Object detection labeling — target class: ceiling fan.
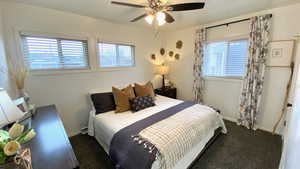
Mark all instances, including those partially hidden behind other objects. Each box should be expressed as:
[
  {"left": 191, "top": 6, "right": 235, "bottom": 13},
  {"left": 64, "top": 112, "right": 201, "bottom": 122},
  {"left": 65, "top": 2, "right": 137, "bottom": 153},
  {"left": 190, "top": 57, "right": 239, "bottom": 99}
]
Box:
[{"left": 111, "top": 0, "right": 205, "bottom": 26}]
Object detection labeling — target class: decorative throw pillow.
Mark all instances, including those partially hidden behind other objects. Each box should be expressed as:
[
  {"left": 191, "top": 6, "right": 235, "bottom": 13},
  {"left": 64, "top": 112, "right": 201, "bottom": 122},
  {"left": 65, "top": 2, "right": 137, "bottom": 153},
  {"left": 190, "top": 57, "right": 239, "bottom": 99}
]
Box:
[
  {"left": 112, "top": 85, "right": 136, "bottom": 113},
  {"left": 134, "top": 82, "right": 155, "bottom": 98},
  {"left": 130, "top": 95, "right": 155, "bottom": 112},
  {"left": 90, "top": 92, "right": 116, "bottom": 114}
]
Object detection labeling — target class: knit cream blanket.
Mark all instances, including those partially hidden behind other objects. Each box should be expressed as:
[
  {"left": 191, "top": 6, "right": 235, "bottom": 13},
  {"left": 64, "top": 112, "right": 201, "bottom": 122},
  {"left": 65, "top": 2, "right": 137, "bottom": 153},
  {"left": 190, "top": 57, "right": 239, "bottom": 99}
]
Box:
[{"left": 139, "top": 104, "right": 227, "bottom": 169}]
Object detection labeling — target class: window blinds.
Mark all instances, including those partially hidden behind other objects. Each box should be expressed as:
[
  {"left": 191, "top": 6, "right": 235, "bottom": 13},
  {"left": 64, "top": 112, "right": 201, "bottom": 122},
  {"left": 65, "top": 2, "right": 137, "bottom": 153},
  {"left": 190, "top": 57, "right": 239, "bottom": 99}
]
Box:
[
  {"left": 203, "top": 39, "right": 248, "bottom": 77},
  {"left": 225, "top": 40, "right": 248, "bottom": 76},
  {"left": 21, "top": 35, "right": 89, "bottom": 70},
  {"left": 98, "top": 43, "right": 135, "bottom": 68}
]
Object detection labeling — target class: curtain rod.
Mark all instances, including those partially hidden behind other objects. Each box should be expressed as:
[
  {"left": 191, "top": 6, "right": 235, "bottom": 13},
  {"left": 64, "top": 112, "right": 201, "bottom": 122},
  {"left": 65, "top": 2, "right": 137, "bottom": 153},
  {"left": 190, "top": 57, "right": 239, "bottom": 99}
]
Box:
[{"left": 205, "top": 14, "right": 273, "bottom": 30}]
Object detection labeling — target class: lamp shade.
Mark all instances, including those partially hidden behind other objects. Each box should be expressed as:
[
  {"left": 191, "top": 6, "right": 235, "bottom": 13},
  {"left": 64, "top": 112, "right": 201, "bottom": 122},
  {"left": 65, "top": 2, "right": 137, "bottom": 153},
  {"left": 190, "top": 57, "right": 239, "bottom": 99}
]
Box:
[
  {"left": 0, "top": 89, "right": 24, "bottom": 126},
  {"left": 156, "top": 65, "right": 170, "bottom": 75}
]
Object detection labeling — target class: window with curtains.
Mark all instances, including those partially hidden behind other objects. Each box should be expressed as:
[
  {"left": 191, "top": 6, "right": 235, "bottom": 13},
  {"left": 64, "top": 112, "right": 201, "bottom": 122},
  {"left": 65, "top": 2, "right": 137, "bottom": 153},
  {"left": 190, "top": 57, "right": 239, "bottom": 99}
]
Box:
[
  {"left": 203, "top": 39, "right": 248, "bottom": 77},
  {"left": 21, "top": 35, "right": 89, "bottom": 70},
  {"left": 98, "top": 42, "right": 135, "bottom": 68}
]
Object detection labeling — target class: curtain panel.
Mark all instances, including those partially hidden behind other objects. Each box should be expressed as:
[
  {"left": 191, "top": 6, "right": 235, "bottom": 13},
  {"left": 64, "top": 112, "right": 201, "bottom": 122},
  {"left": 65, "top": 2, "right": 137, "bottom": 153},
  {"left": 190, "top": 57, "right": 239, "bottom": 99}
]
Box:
[
  {"left": 193, "top": 28, "right": 206, "bottom": 103},
  {"left": 237, "top": 14, "right": 272, "bottom": 130}
]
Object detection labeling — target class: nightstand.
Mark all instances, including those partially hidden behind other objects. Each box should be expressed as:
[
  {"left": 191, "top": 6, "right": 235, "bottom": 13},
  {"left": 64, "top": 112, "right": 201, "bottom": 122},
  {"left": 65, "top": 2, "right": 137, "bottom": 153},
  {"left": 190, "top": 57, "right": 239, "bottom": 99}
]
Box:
[{"left": 155, "top": 87, "right": 177, "bottom": 99}]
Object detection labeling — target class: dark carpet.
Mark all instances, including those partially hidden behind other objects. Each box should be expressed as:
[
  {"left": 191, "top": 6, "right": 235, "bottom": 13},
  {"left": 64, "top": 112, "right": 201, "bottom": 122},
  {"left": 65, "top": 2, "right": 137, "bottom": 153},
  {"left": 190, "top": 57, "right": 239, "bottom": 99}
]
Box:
[{"left": 70, "top": 121, "right": 282, "bottom": 169}]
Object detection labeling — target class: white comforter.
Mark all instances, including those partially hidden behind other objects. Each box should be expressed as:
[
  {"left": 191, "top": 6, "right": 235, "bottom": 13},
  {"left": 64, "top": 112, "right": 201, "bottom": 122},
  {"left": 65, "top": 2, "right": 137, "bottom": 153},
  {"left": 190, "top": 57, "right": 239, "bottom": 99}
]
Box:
[{"left": 88, "top": 95, "right": 227, "bottom": 169}]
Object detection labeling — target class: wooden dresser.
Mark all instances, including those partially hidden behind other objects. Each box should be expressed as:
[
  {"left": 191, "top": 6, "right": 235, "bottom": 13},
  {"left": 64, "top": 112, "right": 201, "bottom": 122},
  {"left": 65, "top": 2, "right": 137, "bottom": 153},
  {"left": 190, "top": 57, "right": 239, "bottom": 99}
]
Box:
[{"left": 24, "top": 105, "right": 79, "bottom": 169}]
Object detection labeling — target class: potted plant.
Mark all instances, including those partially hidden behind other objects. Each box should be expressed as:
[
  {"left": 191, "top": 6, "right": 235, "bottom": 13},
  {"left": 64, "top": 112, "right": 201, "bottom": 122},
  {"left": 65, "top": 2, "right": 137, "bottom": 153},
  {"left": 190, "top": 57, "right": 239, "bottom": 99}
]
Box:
[
  {"left": 8, "top": 58, "right": 29, "bottom": 98},
  {"left": 0, "top": 123, "right": 36, "bottom": 169},
  {"left": 0, "top": 56, "right": 29, "bottom": 98}
]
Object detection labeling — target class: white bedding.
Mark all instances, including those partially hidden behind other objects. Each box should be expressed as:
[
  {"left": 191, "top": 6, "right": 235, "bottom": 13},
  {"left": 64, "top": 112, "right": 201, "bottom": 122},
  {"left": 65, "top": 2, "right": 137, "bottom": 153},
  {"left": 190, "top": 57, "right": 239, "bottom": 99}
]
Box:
[{"left": 89, "top": 95, "right": 225, "bottom": 169}]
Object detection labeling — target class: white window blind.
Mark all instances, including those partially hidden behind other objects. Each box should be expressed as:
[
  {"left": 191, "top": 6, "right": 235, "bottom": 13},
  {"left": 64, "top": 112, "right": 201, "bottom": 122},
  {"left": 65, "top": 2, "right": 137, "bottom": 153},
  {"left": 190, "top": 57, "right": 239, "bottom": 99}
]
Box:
[
  {"left": 98, "top": 43, "right": 135, "bottom": 68},
  {"left": 203, "top": 39, "right": 248, "bottom": 77},
  {"left": 21, "top": 35, "right": 89, "bottom": 70}
]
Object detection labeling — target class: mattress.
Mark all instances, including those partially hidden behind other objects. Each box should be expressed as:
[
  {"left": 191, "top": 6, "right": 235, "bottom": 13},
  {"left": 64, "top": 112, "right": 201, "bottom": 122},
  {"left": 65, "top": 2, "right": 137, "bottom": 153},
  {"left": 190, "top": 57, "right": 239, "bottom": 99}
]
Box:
[{"left": 93, "top": 95, "right": 219, "bottom": 169}]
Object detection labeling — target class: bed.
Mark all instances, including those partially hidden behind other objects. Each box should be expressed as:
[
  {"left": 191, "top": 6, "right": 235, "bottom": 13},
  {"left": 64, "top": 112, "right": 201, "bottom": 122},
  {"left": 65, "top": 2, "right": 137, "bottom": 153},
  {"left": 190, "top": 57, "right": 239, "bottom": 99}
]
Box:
[{"left": 88, "top": 94, "right": 227, "bottom": 169}]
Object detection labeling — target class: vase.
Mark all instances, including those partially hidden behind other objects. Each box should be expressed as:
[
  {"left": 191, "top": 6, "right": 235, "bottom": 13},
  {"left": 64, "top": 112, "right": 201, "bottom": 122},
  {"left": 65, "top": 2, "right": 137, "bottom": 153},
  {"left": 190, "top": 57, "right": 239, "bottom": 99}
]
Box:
[
  {"left": 0, "top": 149, "right": 32, "bottom": 169},
  {"left": 0, "top": 161, "right": 24, "bottom": 169},
  {"left": 17, "top": 89, "right": 29, "bottom": 101}
]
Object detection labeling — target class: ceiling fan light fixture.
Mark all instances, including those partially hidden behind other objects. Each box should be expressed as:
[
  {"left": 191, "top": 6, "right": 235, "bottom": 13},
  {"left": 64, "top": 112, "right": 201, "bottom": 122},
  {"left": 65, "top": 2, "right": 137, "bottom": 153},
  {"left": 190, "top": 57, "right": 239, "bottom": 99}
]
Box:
[
  {"left": 156, "top": 11, "right": 166, "bottom": 26},
  {"left": 156, "top": 11, "right": 166, "bottom": 21},
  {"left": 160, "top": 0, "right": 168, "bottom": 4},
  {"left": 145, "top": 14, "right": 154, "bottom": 24},
  {"left": 157, "top": 18, "right": 166, "bottom": 26},
  {"left": 112, "top": 1, "right": 205, "bottom": 26}
]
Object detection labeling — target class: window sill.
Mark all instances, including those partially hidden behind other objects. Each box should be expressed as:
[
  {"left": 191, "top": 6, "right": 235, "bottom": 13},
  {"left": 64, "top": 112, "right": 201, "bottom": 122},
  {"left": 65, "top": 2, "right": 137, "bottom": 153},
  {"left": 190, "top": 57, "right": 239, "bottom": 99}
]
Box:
[
  {"left": 29, "top": 68, "right": 93, "bottom": 76},
  {"left": 98, "top": 66, "right": 136, "bottom": 72},
  {"left": 204, "top": 76, "right": 244, "bottom": 83},
  {"left": 29, "top": 66, "right": 136, "bottom": 76}
]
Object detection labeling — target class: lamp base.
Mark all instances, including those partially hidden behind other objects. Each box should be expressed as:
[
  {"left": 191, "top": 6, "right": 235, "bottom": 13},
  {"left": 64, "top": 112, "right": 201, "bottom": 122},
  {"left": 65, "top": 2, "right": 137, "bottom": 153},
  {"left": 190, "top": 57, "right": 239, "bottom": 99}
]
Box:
[{"left": 162, "top": 74, "right": 165, "bottom": 89}]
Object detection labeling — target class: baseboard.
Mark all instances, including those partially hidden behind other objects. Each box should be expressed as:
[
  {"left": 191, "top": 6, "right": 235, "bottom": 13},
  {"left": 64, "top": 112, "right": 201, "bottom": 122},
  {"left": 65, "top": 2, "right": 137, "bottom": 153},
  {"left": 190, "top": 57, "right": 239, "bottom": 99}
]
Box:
[
  {"left": 68, "top": 126, "right": 89, "bottom": 137},
  {"left": 222, "top": 115, "right": 281, "bottom": 135},
  {"left": 68, "top": 130, "right": 81, "bottom": 138},
  {"left": 223, "top": 116, "right": 237, "bottom": 123}
]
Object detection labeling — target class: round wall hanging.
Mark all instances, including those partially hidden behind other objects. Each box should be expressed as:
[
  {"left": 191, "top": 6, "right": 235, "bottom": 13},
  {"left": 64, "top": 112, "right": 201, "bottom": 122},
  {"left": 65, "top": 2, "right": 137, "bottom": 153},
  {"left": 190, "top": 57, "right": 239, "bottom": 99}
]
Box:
[
  {"left": 151, "top": 54, "right": 156, "bottom": 60},
  {"left": 175, "top": 53, "right": 180, "bottom": 60},
  {"left": 176, "top": 40, "right": 183, "bottom": 49},
  {"left": 160, "top": 48, "right": 165, "bottom": 55},
  {"left": 169, "top": 51, "right": 174, "bottom": 57}
]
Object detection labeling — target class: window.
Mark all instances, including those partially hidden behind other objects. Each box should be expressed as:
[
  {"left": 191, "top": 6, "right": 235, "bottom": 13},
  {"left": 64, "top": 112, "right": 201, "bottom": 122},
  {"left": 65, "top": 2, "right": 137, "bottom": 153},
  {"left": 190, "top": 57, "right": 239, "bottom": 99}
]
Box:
[
  {"left": 203, "top": 39, "right": 248, "bottom": 77},
  {"left": 21, "top": 35, "right": 89, "bottom": 70},
  {"left": 98, "top": 43, "right": 135, "bottom": 68}
]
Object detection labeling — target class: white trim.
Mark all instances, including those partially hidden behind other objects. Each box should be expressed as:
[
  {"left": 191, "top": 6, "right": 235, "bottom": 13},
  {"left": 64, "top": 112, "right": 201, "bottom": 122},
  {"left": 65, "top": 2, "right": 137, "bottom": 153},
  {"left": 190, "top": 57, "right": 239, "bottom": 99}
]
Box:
[
  {"left": 223, "top": 115, "right": 281, "bottom": 135},
  {"left": 204, "top": 76, "right": 243, "bottom": 83},
  {"left": 97, "top": 66, "right": 136, "bottom": 72},
  {"left": 19, "top": 30, "right": 89, "bottom": 41},
  {"left": 96, "top": 40, "right": 136, "bottom": 71},
  {"left": 29, "top": 69, "right": 93, "bottom": 76},
  {"left": 14, "top": 28, "right": 94, "bottom": 75},
  {"left": 203, "top": 36, "right": 249, "bottom": 78},
  {"left": 68, "top": 130, "right": 82, "bottom": 138},
  {"left": 206, "top": 34, "right": 249, "bottom": 44},
  {"left": 96, "top": 37, "right": 135, "bottom": 46},
  {"left": 223, "top": 116, "right": 237, "bottom": 122}
]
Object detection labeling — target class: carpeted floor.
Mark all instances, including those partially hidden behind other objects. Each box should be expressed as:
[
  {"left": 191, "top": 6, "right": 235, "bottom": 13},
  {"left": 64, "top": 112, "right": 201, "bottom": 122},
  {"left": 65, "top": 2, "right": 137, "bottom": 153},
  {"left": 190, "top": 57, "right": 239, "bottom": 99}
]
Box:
[{"left": 70, "top": 121, "right": 282, "bottom": 169}]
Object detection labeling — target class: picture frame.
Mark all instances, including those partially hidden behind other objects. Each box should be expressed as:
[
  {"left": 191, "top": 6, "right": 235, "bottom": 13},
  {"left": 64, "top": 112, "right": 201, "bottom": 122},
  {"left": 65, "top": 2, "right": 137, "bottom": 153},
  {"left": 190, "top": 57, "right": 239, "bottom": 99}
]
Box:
[{"left": 267, "top": 40, "right": 294, "bottom": 66}]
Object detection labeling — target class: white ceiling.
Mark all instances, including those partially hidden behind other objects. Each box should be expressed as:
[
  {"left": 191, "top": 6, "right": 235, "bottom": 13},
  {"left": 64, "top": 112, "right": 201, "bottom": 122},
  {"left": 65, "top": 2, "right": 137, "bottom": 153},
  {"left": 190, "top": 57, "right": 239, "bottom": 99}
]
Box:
[{"left": 2, "top": 0, "right": 300, "bottom": 29}]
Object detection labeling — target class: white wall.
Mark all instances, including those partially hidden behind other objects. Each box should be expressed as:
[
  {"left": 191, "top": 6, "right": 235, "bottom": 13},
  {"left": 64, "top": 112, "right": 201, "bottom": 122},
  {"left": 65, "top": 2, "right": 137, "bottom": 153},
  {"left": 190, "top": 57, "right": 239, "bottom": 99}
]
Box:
[
  {"left": 0, "top": 6, "right": 14, "bottom": 96},
  {"left": 162, "top": 3, "right": 300, "bottom": 133},
  {"left": 1, "top": 1, "right": 299, "bottom": 136},
  {"left": 279, "top": 56, "right": 300, "bottom": 169},
  {"left": 0, "top": 1, "right": 161, "bottom": 136}
]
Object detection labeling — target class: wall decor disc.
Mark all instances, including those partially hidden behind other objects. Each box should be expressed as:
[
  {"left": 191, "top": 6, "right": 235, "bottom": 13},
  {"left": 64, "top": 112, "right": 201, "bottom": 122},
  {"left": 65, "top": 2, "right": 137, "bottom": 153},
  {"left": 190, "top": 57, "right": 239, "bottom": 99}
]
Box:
[
  {"left": 176, "top": 40, "right": 183, "bottom": 49},
  {"left": 169, "top": 51, "right": 174, "bottom": 57},
  {"left": 160, "top": 48, "right": 165, "bottom": 55},
  {"left": 151, "top": 54, "right": 156, "bottom": 60},
  {"left": 175, "top": 53, "right": 180, "bottom": 60}
]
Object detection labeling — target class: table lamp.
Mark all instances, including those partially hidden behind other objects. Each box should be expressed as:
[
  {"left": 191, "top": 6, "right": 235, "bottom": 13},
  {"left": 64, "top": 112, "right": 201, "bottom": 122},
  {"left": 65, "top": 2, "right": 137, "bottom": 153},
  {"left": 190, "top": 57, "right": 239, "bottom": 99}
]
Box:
[
  {"left": 156, "top": 64, "right": 170, "bottom": 89},
  {"left": 0, "top": 88, "right": 24, "bottom": 127}
]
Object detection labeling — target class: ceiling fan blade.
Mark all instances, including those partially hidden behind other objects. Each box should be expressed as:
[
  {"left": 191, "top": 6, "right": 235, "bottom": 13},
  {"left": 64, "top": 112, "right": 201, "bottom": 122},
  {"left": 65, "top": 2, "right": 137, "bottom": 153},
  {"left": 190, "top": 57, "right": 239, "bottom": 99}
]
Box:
[
  {"left": 164, "top": 12, "right": 175, "bottom": 23},
  {"left": 168, "top": 2, "right": 205, "bottom": 11},
  {"left": 130, "top": 13, "right": 148, "bottom": 22},
  {"left": 111, "top": 1, "right": 146, "bottom": 8}
]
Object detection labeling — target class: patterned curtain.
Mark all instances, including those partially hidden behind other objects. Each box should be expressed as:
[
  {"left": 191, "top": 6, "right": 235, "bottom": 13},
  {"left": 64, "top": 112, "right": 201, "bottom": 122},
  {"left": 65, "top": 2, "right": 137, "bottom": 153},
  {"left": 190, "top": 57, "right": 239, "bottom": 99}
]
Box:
[
  {"left": 193, "top": 28, "right": 206, "bottom": 102},
  {"left": 237, "top": 14, "right": 272, "bottom": 130}
]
